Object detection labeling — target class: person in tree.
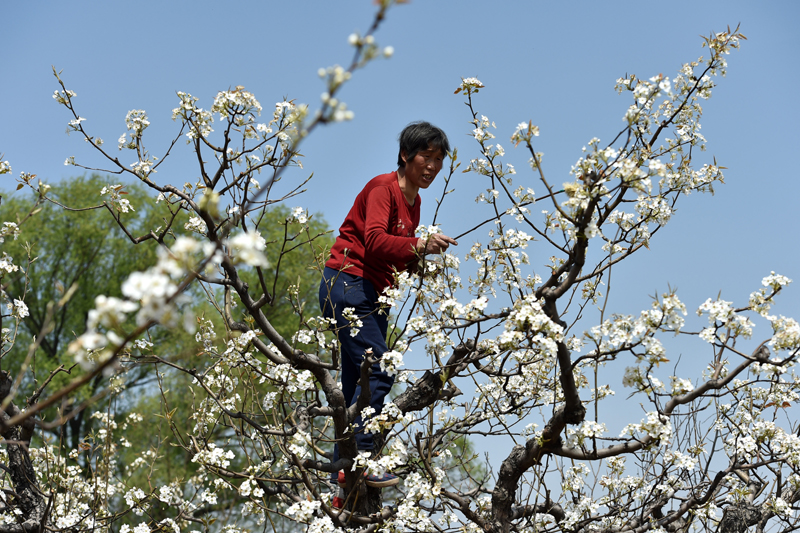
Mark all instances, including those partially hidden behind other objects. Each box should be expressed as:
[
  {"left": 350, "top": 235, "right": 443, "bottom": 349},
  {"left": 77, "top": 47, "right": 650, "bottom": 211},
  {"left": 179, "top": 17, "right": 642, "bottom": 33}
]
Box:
[{"left": 319, "top": 121, "right": 457, "bottom": 491}]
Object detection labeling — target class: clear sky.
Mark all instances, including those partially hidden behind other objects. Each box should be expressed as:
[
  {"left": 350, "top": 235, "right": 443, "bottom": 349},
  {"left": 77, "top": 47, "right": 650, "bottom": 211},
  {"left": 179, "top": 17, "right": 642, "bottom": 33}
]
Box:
[{"left": 2, "top": 1, "right": 799, "bottom": 379}]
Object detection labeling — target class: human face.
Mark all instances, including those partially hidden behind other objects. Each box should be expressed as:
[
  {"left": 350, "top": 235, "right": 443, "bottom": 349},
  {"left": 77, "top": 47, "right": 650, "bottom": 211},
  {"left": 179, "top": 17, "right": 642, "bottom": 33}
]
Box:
[{"left": 401, "top": 146, "right": 444, "bottom": 191}]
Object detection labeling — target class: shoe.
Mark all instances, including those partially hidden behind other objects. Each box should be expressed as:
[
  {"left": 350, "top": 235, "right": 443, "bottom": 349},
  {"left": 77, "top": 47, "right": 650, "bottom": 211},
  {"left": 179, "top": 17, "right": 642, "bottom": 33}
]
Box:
[
  {"left": 365, "top": 471, "right": 400, "bottom": 488},
  {"left": 337, "top": 469, "right": 400, "bottom": 488},
  {"left": 331, "top": 488, "right": 350, "bottom": 518},
  {"left": 332, "top": 494, "right": 345, "bottom": 511}
]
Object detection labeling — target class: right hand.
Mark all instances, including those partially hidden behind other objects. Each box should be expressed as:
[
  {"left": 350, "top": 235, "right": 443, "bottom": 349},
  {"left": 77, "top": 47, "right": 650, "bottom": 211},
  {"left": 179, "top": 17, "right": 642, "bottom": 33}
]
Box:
[{"left": 417, "top": 233, "right": 458, "bottom": 255}]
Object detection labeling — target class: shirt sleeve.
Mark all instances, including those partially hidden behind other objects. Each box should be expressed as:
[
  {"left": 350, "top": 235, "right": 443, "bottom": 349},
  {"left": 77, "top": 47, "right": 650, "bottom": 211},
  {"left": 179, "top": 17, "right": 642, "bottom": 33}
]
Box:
[{"left": 363, "top": 185, "right": 418, "bottom": 264}]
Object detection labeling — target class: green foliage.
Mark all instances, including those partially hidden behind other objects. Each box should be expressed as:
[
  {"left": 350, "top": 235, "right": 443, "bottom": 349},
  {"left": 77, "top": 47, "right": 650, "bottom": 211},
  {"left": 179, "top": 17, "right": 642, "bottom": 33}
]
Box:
[
  {"left": 1, "top": 174, "right": 160, "bottom": 363},
  {"left": 0, "top": 174, "right": 166, "bottom": 449},
  {"left": 1, "top": 175, "right": 336, "bottom": 519},
  {"left": 236, "top": 205, "right": 333, "bottom": 340},
  {"left": 112, "top": 206, "right": 334, "bottom": 519}
]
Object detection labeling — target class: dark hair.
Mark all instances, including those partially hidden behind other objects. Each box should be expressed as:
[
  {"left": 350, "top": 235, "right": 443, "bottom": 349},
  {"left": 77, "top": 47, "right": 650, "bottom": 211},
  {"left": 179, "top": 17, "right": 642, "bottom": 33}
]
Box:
[{"left": 397, "top": 121, "right": 450, "bottom": 167}]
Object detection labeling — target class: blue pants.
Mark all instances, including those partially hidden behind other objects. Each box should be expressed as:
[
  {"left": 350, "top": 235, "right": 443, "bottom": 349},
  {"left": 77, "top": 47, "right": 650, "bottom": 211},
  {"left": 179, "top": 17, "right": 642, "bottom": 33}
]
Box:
[{"left": 319, "top": 267, "right": 395, "bottom": 464}]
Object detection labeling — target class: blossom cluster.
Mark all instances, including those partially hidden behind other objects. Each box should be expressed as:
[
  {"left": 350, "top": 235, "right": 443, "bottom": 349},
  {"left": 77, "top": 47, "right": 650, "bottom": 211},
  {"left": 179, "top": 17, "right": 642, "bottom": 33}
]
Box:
[
  {"left": 697, "top": 297, "right": 754, "bottom": 343},
  {"left": 68, "top": 237, "right": 213, "bottom": 369},
  {"left": 454, "top": 76, "right": 484, "bottom": 95},
  {"left": 100, "top": 183, "right": 135, "bottom": 213},
  {"left": 212, "top": 87, "right": 263, "bottom": 121}
]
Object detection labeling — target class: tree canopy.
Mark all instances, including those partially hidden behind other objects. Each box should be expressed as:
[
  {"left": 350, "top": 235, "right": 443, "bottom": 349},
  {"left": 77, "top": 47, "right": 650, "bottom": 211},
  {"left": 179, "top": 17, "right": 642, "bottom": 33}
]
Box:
[
  {"left": 0, "top": 5, "right": 798, "bottom": 533},
  {"left": 1, "top": 174, "right": 160, "bottom": 360}
]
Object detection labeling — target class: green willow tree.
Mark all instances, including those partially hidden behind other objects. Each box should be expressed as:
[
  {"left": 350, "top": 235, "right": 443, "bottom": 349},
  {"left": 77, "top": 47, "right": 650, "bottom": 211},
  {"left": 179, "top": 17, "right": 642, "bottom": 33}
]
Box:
[
  {"left": 1, "top": 177, "right": 331, "bottom": 456},
  {"left": 2, "top": 174, "right": 160, "bottom": 363},
  {"left": 0, "top": 174, "right": 162, "bottom": 451},
  {"left": 115, "top": 204, "right": 334, "bottom": 526}
]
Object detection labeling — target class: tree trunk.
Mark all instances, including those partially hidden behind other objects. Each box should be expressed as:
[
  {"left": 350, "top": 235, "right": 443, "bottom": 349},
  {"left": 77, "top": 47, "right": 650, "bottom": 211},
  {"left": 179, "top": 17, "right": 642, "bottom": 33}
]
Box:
[
  {"left": 0, "top": 371, "right": 47, "bottom": 533},
  {"left": 359, "top": 485, "right": 382, "bottom": 516},
  {"left": 717, "top": 504, "right": 763, "bottom": 533}
]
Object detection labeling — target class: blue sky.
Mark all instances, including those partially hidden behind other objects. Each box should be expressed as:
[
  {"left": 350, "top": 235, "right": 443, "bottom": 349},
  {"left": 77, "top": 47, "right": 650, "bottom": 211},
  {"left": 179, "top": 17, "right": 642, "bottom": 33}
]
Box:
[{"left": 2, "top": 1, "right": 799, "bottom": 369}]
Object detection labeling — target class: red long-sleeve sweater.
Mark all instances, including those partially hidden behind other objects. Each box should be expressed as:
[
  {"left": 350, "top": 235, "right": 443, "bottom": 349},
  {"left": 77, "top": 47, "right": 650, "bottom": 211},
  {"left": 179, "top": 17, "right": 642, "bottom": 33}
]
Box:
[{"left": 326, "top": 172, "right": 420, "bottom": 293}]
